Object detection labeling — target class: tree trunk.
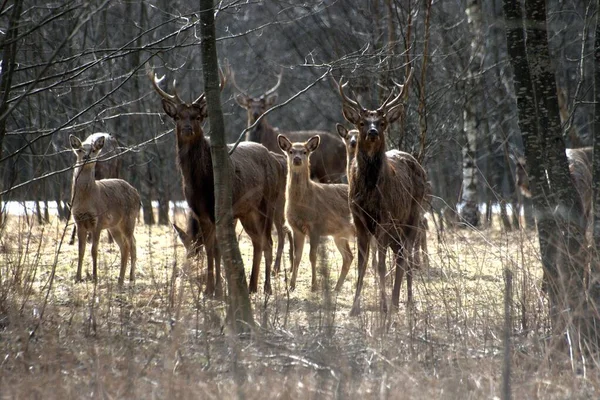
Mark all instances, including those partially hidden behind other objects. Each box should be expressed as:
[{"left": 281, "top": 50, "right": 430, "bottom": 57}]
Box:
[
  {"left": 459, "top": 0, "right": 484, "bottom": 227},
  {"left": 200, "top": 0, "right": 254, "bottom": 333},
  {"left": 504, "top": 0, "right": 597, "bottom": 350}
]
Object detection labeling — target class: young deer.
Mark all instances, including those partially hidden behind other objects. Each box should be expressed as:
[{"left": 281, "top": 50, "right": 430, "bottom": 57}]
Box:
[
  {"left": 70, "top": 134, "right": 140, "bottom": 285},
  {"left": 278, "top": 134, "right": 354, "bottom": 292},
  {"left": 336, "top": 71, "right": 428, "bottom": 316},
  {"left": 231, "top": 69, "right": 347, "bottom": 183},
  {"left": 68, "top": 132, "right": 121, "bottom": 245}
]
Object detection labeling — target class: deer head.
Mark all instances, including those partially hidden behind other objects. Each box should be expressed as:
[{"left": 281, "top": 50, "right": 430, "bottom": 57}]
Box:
[
  {"left": 336, "top": 124, "right": 358, "bottom": 156},
  {"left": 147, "top": 65, "right": 226, "bottom": 141},
  {"left": 335, "top": 70, "right": 413, "bottom": 156},
  {"left": 70, "top": 134, "right": 105, "bottom": 166},
  {"left": 231, "top": 68, "right": 283, "bottom": 124},
  {"left": 277, "top": 134, "right": 320, "bottom": 170}
]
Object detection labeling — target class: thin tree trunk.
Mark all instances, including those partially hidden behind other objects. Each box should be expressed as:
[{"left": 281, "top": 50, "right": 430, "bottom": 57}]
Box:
[
  {"left": 459, "top": 0, "right": 484, "bottom": 227},
  {"left": 200, "top": 0, "right": 254, "bottom": 333}
]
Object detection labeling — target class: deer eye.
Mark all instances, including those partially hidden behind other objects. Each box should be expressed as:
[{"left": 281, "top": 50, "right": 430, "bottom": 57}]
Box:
[
  {"left": 359, "top": 122, "right": 365, "bottom": 127},
  {"left": 303, "top": 151, "right": 307, "bottom": 155}
]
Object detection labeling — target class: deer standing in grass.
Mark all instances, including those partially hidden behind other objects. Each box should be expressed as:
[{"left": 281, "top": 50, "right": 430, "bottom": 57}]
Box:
[
  {"left": 231, "top": 69, "right": 347, "bottom": 183},
  {"left": 68, "top": 132, "right": 121, "bottom": 245},
  {"left": 148, "top": 66, "right": 280, "bottom": 296},
  {"left": 278, "top": 134, "right": 354, "bottom": 292},
  {"left": 336, "top": 71, "right": 428, "bottom": 316},
  {"left": 70, "top": 134, "right": 140, "bottom": 285}
]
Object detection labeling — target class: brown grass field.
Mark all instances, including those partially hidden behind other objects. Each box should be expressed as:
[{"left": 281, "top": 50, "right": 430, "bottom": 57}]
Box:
[{"left": 0, "top": 211, "right": 599, "bottom": 399}]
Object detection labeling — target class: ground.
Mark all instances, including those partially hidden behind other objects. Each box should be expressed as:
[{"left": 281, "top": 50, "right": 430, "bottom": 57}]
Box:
[{"left": 0, "top": 212, "right": 598, "bottom": 399}]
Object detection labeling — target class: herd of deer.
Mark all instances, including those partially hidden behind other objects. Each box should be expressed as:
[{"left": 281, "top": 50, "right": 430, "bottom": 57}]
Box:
[{"left": 68, "top": 65, "right": 431, "bottom": 315}]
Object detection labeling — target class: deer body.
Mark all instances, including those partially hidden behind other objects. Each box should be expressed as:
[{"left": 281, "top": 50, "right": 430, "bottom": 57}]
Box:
[
  {"left": 68, "top": 132, "right": 121, "bottom": 245},
  {"left": 336, "top": 71, "right": 428, "bottom": 316},
  {"left": 70, "top": 134, "right": 140, "bottom": 285},
  {"left": 232, "top": 69, "right": 347, "bottom": 183},
  {"left": 278, "top": 135, "right": 354, "bottom": 292},
  {"left": 148, "top": 66, "right": 279, "bottom": 295}
]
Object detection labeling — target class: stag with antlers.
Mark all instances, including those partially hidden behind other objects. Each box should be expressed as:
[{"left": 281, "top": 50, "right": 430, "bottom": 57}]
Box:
[
  {"left": 335, "top": 70, "right": 428, "bottom": 316},
  {"left": 147, "top": 65, "right": 282, "bottom": 296}
]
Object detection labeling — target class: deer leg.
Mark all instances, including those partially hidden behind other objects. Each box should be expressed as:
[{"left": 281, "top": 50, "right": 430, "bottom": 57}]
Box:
[
  {"left": 392, "top": 245, "right": 407, "bottom": 309},
  {"left": 129, "top": 235, "right": 137, "bottom": 282},
  {"left": 111, "top": 229, "right": 129, "bottom": 286},
  {"left": 334, "top": 236, "right": 353, "bottom": 291},
  {"left": 248, "top": 235, "right": 263, "bottom": 294},
  {"left": 273, "top": 221, "right": 285, "bottom": 275},
  {"left": 263, "top": 232, "right": 273, "bottom": 295},
  {"left": 90, "top": 228, "right": 102, "bottom": 284},
  {"left": 287, "top": 230, "right": 294, "bottom": 272},
  {"left": 350, "top": 228, "right": 370, "bottom": 316},
  {"left": 75, "top": 225, "right": 87, "bottom": 282},
  {"left": 69, "top": 225, "right": 77, "bottom": 245},
  {"left": 200, "top": 222, "right": 217, "bottom": 296},
  {"left": 290, "top": 230, "right": 305, "bottom": 291},
  {"left": 377, "top": 243, "right": 388, "bottom": 314},
  {"left": 308, "top": 232, "right": 320, "bottom": 292}
]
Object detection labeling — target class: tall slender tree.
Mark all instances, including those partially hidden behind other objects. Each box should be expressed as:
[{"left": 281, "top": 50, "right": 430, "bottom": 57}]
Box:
[{"left": 199, "top": 0, "right": 254, "bottom": 332}]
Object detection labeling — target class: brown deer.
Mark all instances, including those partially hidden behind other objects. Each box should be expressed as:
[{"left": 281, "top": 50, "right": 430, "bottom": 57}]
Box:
[
  {"left": 173, "top": 153, "right": 293, "bottom": 276},
  {"left": 69, "top": 134, "right": 140, "bottom": 285},
  {"left": 336, "top": 71, "right": 428, "bottom": 316},
  {"left": 277, "top": 134, "right": 354, "bottom": 292},
  {"left": 148, "top": 66, "right": 280, "bottom": 295},
  {"left": 231, "top": 69, "right": 347, "bottom": 183},
  {"left": 337, "top": 123, "right": 430, "bottom": 273},
  {"left": 68, "top": 132, "right": 121, "bottom": 245}
]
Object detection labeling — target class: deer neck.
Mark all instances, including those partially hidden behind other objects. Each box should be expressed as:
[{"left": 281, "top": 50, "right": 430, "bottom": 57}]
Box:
[
  {"left": 355, "top": 147, "right": 386, "bottom": 190},
  {"left": 287, "top": 166, "right": 312, "bottom": 202},
  {"left": 247, "top": 117, "right": 279, "bottom": 152},
  {"left": 71, "top": 163, "right": 98, "bottom": 204}
]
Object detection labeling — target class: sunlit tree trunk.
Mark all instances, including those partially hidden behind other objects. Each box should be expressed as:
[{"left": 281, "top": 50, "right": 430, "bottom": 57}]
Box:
[
  {"left": 459, "top": 0, "right": 484, "bottom": 227},
  {"left": 200, "top": 0, "right": 254, "bottom": 333}
]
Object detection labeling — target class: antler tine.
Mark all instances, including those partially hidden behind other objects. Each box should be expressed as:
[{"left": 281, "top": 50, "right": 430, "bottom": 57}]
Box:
[
  {"left": 172, "top": 79, "right": 185, "bottom": 104},
  {"left": 228, "top": 67, "right": 249, "bottom": 97},
  {"left": 336, "top": 76, "right": 363, "bottom": 111},
  {"left": 379, "top": 68, "right": 414, "bottom": 112},
  {"left": 146, "top": 64, "right": 181, "bottom": 104},
  {"left": 264, "top": 67, "right": 283, "bottom": 97}
]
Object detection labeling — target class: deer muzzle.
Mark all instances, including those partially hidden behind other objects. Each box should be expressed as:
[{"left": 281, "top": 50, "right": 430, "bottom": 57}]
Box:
[{"left": 292, "top": 156, "right": 303, "bottom": 166}]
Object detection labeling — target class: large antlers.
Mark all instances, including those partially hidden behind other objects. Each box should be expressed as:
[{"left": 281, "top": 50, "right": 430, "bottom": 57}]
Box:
[
  {"left": 146, "top": 64, "right": 226, "bottom": 106},
  {"left": 377, "top": 68, "right": 413, "bottom": 112},
  {"left": 336, "top": 76, "right": 365, "bottom": 112},
  {"left": 146, "top": 64, "right": 183, "bottom": 104},
  {"left": 264, "top": 68, "right": 283, "bottom": 97}
]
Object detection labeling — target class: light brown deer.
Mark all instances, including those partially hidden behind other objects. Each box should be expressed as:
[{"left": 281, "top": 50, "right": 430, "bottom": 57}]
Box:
[
  {"left": 269, "top": 150, "right": 295, "bottom": 274},
  {"left": 277, "top": 134, "right": 354, "bottom": 292},
  {"left": 70, "top": 134, "right": 140, "bottom": 285},
  {"left": 336, "top": 71, "right": 428, "bottom": 316},
  {"left": 68, "top": 132, "right": 121, "bottom": 245},
  {"left": 148, "top": 66, "right": 280, "bottom": 295},
  {"left": 231, "top": 69, "right": 347, "bottom": 183}
]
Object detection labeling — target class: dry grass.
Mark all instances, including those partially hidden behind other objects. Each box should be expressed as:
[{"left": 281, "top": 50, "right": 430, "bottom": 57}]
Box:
[{"left": 0, "top": 212, "right": 599, "bottom": 399}]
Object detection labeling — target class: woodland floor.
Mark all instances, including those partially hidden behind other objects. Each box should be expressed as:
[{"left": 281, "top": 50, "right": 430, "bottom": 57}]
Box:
[{"left": 0, "top": 212, "right": 599, "bottom": 399}]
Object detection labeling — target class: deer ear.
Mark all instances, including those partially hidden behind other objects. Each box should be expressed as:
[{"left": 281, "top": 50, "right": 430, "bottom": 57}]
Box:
[
  {"left": 235, "top": 94, "right": 249, "bottom": 108},
  {"left": 386, "top": 104, "right": 404, "bottom": 124},
  {"left": 342, "top": 105, "right": 360, "bottom": 125},
  {"left": 162, "top": 99, "right": 178, "bottom": 119},
  {"left": 306, "top": 135, "right": 320, "bottom": 152},
  {"left": 93, "top": 135, "right": 105, "bottom": 151},
  {"left": 69, "top": 135, "right": 82, "bottom": 150},
  {"left": 277, "top": 135, "right": 292, "bottom": 152},
  {"left": 265, "top": 93, "right": 278, "bottom": 108},
  {"left": 336, "top": 123, "right": 348, "bottom": 139}
]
